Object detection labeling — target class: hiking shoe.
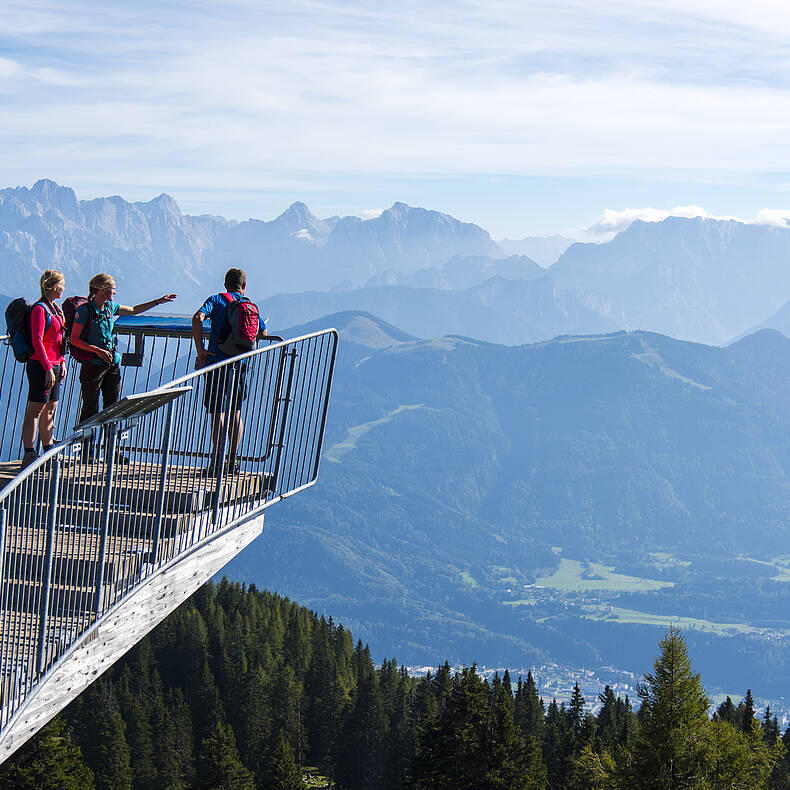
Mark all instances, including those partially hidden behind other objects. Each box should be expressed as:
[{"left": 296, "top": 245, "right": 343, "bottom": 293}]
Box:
[
  {"left": 19, "top": 450, "right": 38, "bottom": 471},
  {"left": 225, "top": 457, "right": 240, "bottom": 475}
]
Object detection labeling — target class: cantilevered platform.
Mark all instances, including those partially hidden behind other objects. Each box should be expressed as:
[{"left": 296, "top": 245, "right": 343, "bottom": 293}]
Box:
[{"left": 0, "top": 326, "right": 338, "bottom": 761}]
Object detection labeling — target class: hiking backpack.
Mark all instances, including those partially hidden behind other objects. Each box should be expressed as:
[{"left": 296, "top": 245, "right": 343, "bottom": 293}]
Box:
[
  {"left": 216, "top": 293, "right": 260, "bottom": 357},
  {"left": 4, "top": 298, "right": 55, "bottom": 363},
  {"left": 62, "top": 295, "right": 94, "bottom": 363}
]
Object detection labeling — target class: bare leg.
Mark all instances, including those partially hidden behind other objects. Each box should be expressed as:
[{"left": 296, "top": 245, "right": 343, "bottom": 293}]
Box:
[
  {"left": 38, "top": 402, "right": 57, "bottom": 447},
  {"left": 21, "top": 402, "right": 45, "bottom": 449},
  {"left": 228, "top": 411, "right": 243, "bottom": 456},
  {"left": 210, "top": 412, "right": 225, "bottom": 455}
]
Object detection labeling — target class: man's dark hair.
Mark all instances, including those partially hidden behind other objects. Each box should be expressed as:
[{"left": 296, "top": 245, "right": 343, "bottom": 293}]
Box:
[{"left": 224, "top": 268, "right": 247, "bottom": 292}]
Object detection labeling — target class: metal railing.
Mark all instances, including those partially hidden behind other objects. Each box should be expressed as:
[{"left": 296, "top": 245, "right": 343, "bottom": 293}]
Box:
[{"left": 0, "top": 326, "right": 338, "bottom": 733}]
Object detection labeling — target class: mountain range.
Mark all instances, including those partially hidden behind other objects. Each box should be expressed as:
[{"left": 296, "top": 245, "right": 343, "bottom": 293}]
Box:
[
  {"left": 6, "top": 180, "right": 790, "bottom": 346},
  {"left": 225, "top": 312, "right": 790, "bottom": 694},
  {"left": 0, "top": 180, "right": 502, "bottom": 305}
]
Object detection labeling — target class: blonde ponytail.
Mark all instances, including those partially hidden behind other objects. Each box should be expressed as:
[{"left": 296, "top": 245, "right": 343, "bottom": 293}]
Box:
[{"left": 39, "top": 269, "right": 65, "bottom": 300}]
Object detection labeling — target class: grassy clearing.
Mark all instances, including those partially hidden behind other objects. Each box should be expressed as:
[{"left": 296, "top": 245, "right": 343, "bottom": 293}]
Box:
[
  {"left": 503, "top": 598, "right": 538, "bottom": 607},
  {"left": 460, "top": 571, "right": 479, "bottom": 588},
  {"left": 737, "top": 555, "right": 790, "bottom": 583},
  {"left": 535, "top": 559, "right": 673, "bottom": 592},
  {"left": 584, "top": 605, "right": 783, "bottom": 637},
  {"left": 325, "top": 404, "right": 426, "bottom": 462}
]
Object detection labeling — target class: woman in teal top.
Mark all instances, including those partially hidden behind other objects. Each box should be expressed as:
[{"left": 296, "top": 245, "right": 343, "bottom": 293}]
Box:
[{"left": 70, "top": 273, "right": 177, "bottom": 425}]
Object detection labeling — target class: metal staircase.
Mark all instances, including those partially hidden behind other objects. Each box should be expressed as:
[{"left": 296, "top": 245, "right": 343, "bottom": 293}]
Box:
[{"left": 0, "top": 324, "right": 337, "bottom": 760}]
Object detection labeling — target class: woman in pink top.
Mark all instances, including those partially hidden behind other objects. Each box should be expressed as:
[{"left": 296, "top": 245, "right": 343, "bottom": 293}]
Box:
[{"left": 21, "top": 269, "right": 67, "bottom": 469}]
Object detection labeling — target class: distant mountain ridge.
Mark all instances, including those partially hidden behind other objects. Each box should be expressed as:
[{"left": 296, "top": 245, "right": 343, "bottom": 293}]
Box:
[
  {"left": 7, "top": 180, "right": 790, "bottom": 346},
  {"left": 497, "top": 234, "right": 575, "bottom": 266},
  {"left": 549, "top": 216, "right": 790, "bottom": 344},
  {"left": 265, "top": 275, "right": 619, "bottom": 345},
  {"left": 0, "top": 180, "right": 503, "bottom": 305}
]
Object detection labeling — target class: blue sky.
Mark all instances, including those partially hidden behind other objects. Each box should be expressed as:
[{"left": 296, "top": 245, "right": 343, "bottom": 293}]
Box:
[{"left": 3, "top": 0, "right": 790, "bottom": 238}]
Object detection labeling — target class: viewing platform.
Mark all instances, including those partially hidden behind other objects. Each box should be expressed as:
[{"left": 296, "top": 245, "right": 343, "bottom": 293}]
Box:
[{"left": 0, "top": 321, "right": 337, "bottom": 761}]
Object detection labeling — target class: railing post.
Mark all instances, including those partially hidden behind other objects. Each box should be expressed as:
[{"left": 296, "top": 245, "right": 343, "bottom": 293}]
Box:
[
  {"left": 93, "top": 423, "right": 118, "bottom": 614},
  {"left": 270, "top": 346, "right": 298, "bottom": 493},
  {"left": 0, "top": 506, "right": 6, "bottom": 578},
  {"left": 212, "top": 364, "right": 238, "bottom": 525},
  {"left": 151, "top": 401, "right": 174, "bottom": 564},
  {"left": 37, "top": 459, "right": 61, "bottom": 674}
]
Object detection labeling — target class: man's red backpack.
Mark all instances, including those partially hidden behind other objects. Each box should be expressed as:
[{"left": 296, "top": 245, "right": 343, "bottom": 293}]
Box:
[{"left": 216, "top": 293, "right": 260, "bottom": 357}]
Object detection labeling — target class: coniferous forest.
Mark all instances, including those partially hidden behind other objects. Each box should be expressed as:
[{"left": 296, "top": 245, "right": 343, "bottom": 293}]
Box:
[{"left": 2, "top": 579, "right": 790, "bottom": 789}]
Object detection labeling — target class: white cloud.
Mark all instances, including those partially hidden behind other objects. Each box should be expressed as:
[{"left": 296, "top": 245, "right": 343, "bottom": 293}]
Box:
[
  {"left": 577, "top": 205, "right": 790, "bottom": 241},
  {"left": 362, "top": 208, "right": 384, "bottom": 219},
  {"left": 753, "top": 209, "right": 790, "bottom": 228}
]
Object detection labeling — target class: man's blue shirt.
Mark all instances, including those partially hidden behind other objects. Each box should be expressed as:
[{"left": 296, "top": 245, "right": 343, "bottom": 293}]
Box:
[{"left": 199, "top": 292, "right": 266, "bottom": 363}]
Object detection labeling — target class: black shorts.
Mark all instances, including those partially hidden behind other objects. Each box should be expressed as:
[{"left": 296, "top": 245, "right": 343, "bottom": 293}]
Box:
[
  {"left": 26, "top": 361, "right": 63, "bottom": 404},
  {"left": 203, "top": 363, "right": 248, "bottom": 413}
]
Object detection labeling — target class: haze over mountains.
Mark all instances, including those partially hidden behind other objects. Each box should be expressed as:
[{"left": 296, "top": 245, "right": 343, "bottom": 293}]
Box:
[{"left": 5, "top": 179, "right": 790, "bottom": 346}]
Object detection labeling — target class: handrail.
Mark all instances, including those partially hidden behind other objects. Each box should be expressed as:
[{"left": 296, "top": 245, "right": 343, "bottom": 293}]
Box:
[
  {"left": 0, "top": 326, "right": 338, "bottom": 740},
  {"left": 0, "top": 326, "right": 283, "bottom": 463}
]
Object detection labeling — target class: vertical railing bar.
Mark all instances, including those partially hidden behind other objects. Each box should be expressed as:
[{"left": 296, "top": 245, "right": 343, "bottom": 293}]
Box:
[
  {"left": 211, "top": 365, "right": 234, "bottom": 526},
  {"left": 300, "top": 335, "right": 324, "bottom": 485},
  {"left": 283, "top": 340, "right": 311, "bottom": 491},
  {"left": 312, "top": 333, "right": 338, "bottom": 481},
  {"left": 282, "top": 342, "right": 307, "bottom": 491},
  {"left": 270, "top": 346, "right": 298, "bottom": 495},
  {"left": 151, "top": 401, "right": 174, "bottom": 565},
  {"left": 36, "top": 458, "right": 61, "bottom": 674},
  {"left": 93, "top": 424, "right": 118, "bottom": 614},
  {"left": 307, "top": 337, "right": 332, "bottom": 482}
]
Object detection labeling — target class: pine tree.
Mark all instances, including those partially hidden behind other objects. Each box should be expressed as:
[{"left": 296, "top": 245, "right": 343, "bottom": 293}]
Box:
[
  {"left": 194, "top": 721, "right": 254, "bottom": 790},
  {"left": 0, "top": 716, "right": 95, "bottom": 789},
  {"left": 703, "top": 718, "right": 774, "bottom": 788},
  {"left": 716, "top": 696, "right": 736, "bottom": 724},
  {"left": 631, "top": 627, "right": 710, "bottom": 789},
  {"left": 268, "top": 731, "right": 305, "bottom": 790},
  {"left": 763, "top": 706, "right": 780, "bottom": 747},
  {"left": 740, "top": 689, "right": 757, "bottom": 734},
  {"left": 71, "top": 678, "right": 132, "bottom": 790},
  {"left": 515, "top": 672, "right": 545, "bottom": 739},
  {"left": 543, "top": 698, "right": 574, "bottom": 789}
]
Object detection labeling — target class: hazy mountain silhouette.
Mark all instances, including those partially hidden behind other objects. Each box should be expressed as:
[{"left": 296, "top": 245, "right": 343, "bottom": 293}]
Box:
[
  {"left": 550, "top": 216, "right": 790, "bottom": 344},
  {"left": 0, "top": 180, "right": 503, "bottom": 305}
]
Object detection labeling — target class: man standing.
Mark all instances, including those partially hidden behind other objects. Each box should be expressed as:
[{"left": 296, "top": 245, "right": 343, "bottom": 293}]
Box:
[{"left": 192, "top": 268, "right": 267, "bottom": 475}]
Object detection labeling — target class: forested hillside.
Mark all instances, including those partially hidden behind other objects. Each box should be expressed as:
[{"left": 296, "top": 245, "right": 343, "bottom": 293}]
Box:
[
  {"left": 2, "top": 581, "right": 789, "bottom": 789},
  {"left": 225, "top": 314, "right": 790, "bottom": 694}
]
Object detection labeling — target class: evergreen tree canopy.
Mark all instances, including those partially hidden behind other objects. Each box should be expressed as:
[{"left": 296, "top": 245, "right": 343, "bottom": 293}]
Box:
[{"left": 633, "top": 627, "right": 710, "bottom": 789}]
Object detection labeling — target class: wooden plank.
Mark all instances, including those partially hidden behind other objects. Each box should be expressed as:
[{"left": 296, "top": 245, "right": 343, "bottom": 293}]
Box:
[{"left": 0, "top": 458, "right": 266, "bottom": 513}]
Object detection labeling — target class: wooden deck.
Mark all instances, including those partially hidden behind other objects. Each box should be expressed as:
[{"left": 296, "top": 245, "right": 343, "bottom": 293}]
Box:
[{"left": 0, "top": 456, "right": 271, "bottom": 690}]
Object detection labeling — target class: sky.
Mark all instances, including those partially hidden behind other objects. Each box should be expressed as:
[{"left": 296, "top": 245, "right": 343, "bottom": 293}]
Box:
[{"left": 3, "top": 0, "right": 790, "bottom": 239}]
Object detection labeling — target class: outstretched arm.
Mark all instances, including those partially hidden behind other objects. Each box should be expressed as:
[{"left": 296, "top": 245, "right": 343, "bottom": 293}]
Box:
[{"left": 118, "top": 293, "right": 177, "bottom": 317}]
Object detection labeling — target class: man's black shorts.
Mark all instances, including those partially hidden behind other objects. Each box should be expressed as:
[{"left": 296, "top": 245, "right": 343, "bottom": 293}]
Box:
[
  {"left": 203, "top": 363, "right": 248, "bottom": 413},
  {"left": 26, "top": 361, "right": 63, "bottom": 403}
]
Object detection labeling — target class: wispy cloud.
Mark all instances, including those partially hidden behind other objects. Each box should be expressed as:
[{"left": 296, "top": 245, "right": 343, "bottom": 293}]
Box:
[{"left": 3, "top": 1, "right": 790, "bottom": 229}]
